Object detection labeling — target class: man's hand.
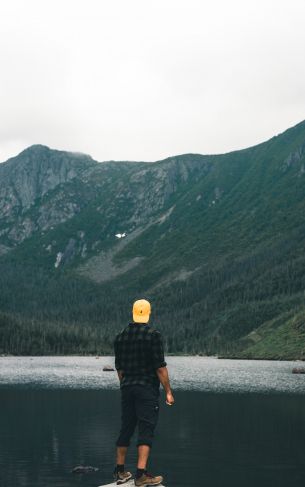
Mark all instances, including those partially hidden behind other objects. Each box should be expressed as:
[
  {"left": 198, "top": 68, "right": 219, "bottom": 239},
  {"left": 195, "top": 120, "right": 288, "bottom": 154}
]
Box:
[{"left": 166, "top": 391, "right": 175, "bottom": 406}]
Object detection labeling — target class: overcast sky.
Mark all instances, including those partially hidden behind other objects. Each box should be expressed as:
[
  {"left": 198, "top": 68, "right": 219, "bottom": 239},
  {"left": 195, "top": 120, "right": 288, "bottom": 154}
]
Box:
[{"left": 0, "top": 0, "right": 305, "bottom": 163}]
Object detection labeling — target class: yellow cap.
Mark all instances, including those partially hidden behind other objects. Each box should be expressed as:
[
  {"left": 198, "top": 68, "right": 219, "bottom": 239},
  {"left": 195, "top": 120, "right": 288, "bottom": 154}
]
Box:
[{"left": 133, "top": 299, "right": 151, "bottom": 323}]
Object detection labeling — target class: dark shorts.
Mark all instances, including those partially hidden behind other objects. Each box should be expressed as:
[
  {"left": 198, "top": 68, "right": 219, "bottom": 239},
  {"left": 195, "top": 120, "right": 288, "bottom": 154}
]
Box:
[{"left": 116, "top": 384, "right": 160, "bottom": 448}]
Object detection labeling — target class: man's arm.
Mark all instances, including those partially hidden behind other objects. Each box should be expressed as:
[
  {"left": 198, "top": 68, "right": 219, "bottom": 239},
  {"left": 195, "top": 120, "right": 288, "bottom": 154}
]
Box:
[
  {"left": 117, "top": 370, "right": 123, "bottom": 382},
  {"left": 151, "top": 330, "right": 175, "bottom": 406},
  {"left": 156, "top": 366, "right": 175, "bottom": 405},
  {"left": 114, "top": 336, "right": 123, "bottom": 384}
]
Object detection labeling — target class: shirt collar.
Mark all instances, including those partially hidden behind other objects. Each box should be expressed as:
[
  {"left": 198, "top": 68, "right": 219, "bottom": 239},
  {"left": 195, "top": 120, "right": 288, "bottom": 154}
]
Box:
[{"left": 128, "top": 322, "right": 149, "bottom": 328}]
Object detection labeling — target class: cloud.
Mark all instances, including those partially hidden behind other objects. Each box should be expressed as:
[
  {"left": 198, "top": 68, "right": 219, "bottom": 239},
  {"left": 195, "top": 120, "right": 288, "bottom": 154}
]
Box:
[{"left": 0, "top": 0, "right": 305, "bottom": 163}]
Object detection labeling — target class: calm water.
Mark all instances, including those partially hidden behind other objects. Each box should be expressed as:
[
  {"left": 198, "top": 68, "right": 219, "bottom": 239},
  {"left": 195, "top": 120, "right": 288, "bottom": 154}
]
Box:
[
  {"left": 1, "top": 356, "right": 305, "bottom": 393},
  {"left": 1, "top": 357, "right": 305, "bottom": 487}
]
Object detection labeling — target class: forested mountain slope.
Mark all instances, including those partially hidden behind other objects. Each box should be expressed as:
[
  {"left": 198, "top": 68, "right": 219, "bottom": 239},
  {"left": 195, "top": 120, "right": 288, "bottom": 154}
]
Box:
[{"left": 1, "top": 121, "right": 305, "bottom": 358}]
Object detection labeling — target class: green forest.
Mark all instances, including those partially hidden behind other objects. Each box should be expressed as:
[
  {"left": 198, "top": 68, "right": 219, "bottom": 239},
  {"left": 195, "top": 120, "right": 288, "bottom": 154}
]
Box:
[{"left": 1, "top": 237, "right": 305, "bottom": 359}]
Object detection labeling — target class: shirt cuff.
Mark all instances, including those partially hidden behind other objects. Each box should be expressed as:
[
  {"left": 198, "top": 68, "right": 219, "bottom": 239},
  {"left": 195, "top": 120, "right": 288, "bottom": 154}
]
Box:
[{"left": 154, "top": 360, "right": 167, "bottom": 369}]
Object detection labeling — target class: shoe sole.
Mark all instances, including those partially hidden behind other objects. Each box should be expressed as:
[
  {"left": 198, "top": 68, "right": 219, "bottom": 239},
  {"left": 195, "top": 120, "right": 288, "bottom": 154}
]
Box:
[
  {"left": 134, "top": 481, "right": 162, "bottom": 487},
  {"left": 117, "top": 475, "right": 133, "bottom": 485}
]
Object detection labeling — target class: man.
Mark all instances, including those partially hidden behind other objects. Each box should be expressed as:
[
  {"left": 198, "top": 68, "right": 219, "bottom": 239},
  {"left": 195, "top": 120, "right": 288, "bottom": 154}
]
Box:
[{"left": 113, "top": 299, "right": 174, "bottom": 486}]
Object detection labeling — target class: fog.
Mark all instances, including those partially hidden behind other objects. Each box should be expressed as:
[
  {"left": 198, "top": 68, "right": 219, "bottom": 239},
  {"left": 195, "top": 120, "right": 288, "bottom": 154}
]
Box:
[{"left": 1, "top": 0, "right": 305, "bottom": 162}]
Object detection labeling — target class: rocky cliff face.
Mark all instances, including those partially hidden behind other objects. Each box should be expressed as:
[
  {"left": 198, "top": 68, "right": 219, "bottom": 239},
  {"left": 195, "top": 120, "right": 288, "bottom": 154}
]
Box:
[
  {"left": 0, "top": 144, "right": 210, "bottom": 256},
  {"left": 0, "top": 145, "right": 99, "bottom": 247},
  {"left": 2, "top": 120, "right": 305, "bottom": 277},
  {"left": 0, "top": 144, "right": 94, "bottom": 208}
]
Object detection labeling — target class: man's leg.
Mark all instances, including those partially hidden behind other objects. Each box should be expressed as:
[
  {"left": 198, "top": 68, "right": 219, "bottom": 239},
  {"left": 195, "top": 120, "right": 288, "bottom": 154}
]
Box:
[
  {"left": 135, "top": 385, "right": 159, "bottom": 454},
  {"left": 134, "top": 386, "right": 163, "bottom": 486},
  {"left": 115, "top": 387, "right": 137, "bottom": 482},
  {"left": 137, "top": 444, "right": 150, "bottom": 469},
  {"left": 116, "top": 446, "right": 128, "bottom": 466},
  {"left": 116, "top": 386, "right": 137, "bottom": 449}
]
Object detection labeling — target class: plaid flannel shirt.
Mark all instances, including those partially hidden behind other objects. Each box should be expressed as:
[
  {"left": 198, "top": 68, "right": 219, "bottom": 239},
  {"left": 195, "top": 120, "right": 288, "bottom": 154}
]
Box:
[{"left": 114, "top": 322, "right": 167, "bottom": 389}]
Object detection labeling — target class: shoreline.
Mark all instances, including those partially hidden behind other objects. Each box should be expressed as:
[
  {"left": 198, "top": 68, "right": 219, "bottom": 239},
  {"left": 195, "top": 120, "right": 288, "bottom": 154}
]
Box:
[{"left": 0, "top": 353, "right": 304, "bottom": 362}]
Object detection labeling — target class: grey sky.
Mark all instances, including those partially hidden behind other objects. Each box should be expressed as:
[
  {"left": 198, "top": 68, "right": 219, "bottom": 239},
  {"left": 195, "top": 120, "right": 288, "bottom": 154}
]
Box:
[{"left": 1, "top": 0, "right": 305, "bottom": 163}]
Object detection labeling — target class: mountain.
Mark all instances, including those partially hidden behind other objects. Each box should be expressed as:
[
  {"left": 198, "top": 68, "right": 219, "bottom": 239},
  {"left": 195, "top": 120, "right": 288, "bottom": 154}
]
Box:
[{"left": 1, "top": 121, "right": 305, "bottom": 358}]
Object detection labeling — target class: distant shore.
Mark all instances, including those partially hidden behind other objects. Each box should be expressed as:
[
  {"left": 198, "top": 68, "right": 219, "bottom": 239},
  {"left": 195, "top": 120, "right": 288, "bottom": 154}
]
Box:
[{"left": 1, "top": 352, "right": 304, "bottom": 361}]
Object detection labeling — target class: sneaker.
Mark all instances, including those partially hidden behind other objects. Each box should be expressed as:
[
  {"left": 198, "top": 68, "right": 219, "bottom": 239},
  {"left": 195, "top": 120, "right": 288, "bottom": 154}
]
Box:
[
  {"left": 134, "top": 471, "right": 163, "bottom": 486},
  {"left": 114, "top": 469, "right": 133, "bottom": 485}
]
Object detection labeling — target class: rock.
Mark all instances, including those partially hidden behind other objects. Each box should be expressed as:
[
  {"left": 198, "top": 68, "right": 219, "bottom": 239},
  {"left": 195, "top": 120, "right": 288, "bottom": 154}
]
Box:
[
  {"left": 103, "top": 365, "right": 115, "bottom": 371},
  {"left": 71, "top": 465, "right": 99, "bottom": 474},
  {"left": 282, "top": 143, "right": 305, "bottom": 170},
  {"left": 292, "top": 367, "right": 305, "bottom": 374},
  {"left": 0, "top": 145, "right": 95, "bottom": 246}
]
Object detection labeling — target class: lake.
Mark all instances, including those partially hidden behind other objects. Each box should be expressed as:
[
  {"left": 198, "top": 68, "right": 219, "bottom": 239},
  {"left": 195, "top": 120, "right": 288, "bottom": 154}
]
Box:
[{"left": 0, "top": 356, "right": 305, "bottom": 487}]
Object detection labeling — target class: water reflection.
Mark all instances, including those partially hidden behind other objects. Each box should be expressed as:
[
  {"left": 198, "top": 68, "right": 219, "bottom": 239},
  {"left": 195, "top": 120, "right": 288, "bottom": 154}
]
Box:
[{"left": 1, "top": 389, "right": 305, "bottom": 487}]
